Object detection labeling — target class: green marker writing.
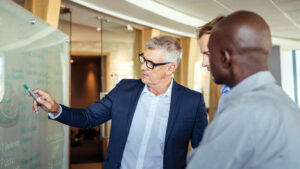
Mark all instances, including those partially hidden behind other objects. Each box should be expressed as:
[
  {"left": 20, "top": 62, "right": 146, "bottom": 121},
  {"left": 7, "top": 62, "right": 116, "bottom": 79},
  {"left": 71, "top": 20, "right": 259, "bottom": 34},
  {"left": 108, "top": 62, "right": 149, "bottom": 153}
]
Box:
[{"left": 24, "top": 84, "right": 38, "bottom": 101}]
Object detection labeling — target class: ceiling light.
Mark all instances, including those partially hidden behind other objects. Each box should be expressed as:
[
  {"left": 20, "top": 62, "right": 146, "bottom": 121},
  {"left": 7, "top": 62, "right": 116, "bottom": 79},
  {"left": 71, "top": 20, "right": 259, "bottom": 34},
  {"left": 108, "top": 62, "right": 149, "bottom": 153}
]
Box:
[
  {"left": 97, "top": 27, "right": 101, "bottom": 31},
  {"left": 127, "top": 24, "right": 133, "bottom": 31}
]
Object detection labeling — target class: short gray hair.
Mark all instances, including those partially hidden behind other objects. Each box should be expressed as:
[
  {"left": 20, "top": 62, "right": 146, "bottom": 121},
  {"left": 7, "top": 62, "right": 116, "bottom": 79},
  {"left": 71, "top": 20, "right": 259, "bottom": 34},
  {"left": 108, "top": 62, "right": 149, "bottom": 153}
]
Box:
[{"left": 145, "top": 36, "right": 182, "bottom": 68}]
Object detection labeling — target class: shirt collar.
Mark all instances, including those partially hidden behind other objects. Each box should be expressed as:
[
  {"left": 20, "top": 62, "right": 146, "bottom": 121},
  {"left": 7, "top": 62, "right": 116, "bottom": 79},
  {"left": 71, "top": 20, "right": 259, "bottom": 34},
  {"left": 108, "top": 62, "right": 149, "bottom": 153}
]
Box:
[
  {"left": 220, "top": 85, "right": 231, "bottom": 94},
  {"left": 142, "top": 78, "right": 173, "bottom": 97},
  {"left": 223, "top": 71, "right": 276, "bottom": 100}
]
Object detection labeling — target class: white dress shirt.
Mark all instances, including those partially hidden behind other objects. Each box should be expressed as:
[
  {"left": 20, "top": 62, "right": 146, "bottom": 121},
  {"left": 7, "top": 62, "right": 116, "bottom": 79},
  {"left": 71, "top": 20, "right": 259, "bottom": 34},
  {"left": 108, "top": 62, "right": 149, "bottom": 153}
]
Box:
[
  {"left": 49, "top": 80, "right": 173, "bottom": 169},
  {"left": 187, "top": 71, "right": 300, "bottom": 169},
  {"left": 121, "top": 80, "right": 173, "bottom": 169}
]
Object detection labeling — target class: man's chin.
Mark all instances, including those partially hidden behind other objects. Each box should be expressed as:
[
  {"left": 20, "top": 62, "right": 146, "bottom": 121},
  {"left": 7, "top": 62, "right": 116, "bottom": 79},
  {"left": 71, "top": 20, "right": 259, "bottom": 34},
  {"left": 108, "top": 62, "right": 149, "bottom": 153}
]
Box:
[
  {"left": 141, "top": 78, "right": 148, "bottom": 84},
  {"left": 210, "top": 73, "right": 216, "bottom": 82},
  {"left": 211, "top": 75, "right": 222, "bottom": 85}
]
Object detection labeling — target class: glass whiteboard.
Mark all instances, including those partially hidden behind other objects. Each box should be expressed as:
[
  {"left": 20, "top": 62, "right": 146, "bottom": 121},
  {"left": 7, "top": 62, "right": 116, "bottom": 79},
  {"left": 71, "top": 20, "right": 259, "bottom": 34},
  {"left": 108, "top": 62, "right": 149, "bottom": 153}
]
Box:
[{"left": 0, "top": 0, "right": 69, "bottom": 169}]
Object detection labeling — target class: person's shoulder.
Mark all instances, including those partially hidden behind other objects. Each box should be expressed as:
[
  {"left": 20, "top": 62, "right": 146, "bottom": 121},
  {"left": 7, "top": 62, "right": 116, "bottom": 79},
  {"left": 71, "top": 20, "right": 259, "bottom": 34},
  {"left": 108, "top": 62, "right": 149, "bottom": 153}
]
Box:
[
  {"left": 173, "top": 81, "right": 203, "bottom": 97},
  {"left": 116, "top": 79, "right": 144, "bottom": 88},
  {"left": 118, "top": 78, "right": 141, "bottom": 84},
  {"left": 222, "top": 88, "right": 283, "bottom": 123}
]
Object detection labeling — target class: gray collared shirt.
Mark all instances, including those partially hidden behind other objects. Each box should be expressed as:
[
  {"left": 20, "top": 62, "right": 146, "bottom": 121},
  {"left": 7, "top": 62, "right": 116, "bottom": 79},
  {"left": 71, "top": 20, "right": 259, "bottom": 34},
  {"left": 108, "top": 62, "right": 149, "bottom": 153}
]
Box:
[{"left": 187, "top": 71, "right": 300, "bottom": 169}]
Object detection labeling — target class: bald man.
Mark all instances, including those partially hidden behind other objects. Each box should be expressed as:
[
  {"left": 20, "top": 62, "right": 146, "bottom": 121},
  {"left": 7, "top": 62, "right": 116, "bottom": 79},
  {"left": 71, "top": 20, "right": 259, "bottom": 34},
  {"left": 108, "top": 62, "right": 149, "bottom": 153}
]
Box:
[{"left": 186, "top": 11, "right": 300, "bottom": 169}]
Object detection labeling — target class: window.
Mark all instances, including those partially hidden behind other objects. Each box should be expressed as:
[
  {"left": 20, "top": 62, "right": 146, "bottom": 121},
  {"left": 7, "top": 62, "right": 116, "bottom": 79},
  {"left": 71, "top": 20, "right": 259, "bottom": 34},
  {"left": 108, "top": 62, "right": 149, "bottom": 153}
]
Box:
[{"left": 292, "top": 50, "right": 300, "bottom": 105}]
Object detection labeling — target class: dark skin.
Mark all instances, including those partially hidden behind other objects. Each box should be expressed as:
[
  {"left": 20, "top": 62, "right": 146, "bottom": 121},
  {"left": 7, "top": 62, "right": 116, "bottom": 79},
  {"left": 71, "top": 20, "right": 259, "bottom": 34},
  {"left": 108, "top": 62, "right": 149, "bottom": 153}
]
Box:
[{"left": 208, "top": 11, "right": 272, "bottom": 88}]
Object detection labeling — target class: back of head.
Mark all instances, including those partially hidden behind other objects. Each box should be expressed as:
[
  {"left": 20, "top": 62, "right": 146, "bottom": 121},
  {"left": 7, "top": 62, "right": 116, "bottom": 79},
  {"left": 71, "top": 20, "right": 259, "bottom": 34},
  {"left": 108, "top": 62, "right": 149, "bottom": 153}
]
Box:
[
  {"left": 209, "top": 10, "right": 272, "bottom": 86},
  {"left": 146, "top": 36, "right": 182, "bottom": 68},
  {"left": 197, "top": 16, "right": 224, "bottom": 39}
]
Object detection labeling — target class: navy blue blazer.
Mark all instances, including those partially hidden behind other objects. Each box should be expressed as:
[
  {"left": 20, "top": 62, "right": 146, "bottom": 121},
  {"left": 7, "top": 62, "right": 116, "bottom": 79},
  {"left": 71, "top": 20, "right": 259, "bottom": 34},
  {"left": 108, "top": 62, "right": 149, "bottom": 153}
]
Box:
[{"left": 55, "top": 79, "right": 208, "bottom": 169}]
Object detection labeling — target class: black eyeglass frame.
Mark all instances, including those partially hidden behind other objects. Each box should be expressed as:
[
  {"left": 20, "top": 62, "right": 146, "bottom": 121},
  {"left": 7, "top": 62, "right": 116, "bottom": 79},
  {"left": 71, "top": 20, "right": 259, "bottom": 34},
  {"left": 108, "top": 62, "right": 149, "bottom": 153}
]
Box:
[{"left": 139, "top": 53, "right": 171, "bottom": 69}]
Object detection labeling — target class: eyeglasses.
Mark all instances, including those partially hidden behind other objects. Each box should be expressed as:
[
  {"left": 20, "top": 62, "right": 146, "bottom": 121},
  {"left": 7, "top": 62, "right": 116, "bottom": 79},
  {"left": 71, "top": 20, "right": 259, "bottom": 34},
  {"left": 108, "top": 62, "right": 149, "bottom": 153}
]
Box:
[{"left": 139, "top": 53, "right": 170, "bottom": 69}]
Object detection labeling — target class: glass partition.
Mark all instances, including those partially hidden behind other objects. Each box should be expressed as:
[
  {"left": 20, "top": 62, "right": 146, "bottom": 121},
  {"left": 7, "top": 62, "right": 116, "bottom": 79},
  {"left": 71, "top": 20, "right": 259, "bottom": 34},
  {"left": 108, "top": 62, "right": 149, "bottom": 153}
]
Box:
[{"left": 102, "top": 19, "right": 137, "bottom": 88}]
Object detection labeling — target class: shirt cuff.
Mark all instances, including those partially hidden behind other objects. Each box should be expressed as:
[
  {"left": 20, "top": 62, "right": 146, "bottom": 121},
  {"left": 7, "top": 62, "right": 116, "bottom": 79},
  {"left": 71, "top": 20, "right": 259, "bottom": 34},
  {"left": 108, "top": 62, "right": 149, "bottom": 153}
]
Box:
[{"left": 48, "top": 105, "right": 63, "bottom": 119}]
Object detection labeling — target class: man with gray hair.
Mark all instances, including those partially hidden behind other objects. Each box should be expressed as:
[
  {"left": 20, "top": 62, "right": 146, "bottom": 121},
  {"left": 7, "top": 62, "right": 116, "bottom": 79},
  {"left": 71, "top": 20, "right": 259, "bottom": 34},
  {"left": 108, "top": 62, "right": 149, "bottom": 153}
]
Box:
[{"left": 30, "top": 36, "right": 208, "bottom": 169}]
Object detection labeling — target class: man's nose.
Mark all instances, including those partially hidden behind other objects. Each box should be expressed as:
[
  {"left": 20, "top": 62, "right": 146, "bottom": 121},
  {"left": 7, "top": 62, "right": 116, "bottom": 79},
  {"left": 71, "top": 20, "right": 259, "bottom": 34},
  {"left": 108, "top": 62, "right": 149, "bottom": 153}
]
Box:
[
  {"left": 141, "top": 62, "right": 147, "bottom": 70},
  {"left": 202, "top": 55, "right": 210, "bottom": 67},
  {"left": 202, "top": 60, "right": 208, "bottom": 67}
]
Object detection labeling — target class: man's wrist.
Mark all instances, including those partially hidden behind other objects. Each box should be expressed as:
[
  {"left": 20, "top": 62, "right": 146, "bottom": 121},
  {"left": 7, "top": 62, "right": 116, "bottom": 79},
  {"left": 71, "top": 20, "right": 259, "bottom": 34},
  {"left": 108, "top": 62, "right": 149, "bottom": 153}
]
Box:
[
  {"left": 49, "top": 105, "right": 62, "bottom": 119},
  {"left": 52, "top": 104, "right": 61, "bottom": 116}
]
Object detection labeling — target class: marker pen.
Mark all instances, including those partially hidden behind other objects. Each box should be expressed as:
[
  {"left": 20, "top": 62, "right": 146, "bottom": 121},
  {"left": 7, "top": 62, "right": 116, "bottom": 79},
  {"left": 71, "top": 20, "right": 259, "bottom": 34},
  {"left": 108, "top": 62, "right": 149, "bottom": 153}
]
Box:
[{"left": 24, "top": 84, "right": 38, "bottom": 101}]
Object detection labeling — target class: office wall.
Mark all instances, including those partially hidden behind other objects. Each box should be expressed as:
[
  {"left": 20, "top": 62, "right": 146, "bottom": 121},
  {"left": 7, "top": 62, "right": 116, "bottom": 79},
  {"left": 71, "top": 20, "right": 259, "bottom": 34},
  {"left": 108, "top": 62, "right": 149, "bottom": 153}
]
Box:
[{"left": 269, "top": 45, "right": 281, "bottom": 86}]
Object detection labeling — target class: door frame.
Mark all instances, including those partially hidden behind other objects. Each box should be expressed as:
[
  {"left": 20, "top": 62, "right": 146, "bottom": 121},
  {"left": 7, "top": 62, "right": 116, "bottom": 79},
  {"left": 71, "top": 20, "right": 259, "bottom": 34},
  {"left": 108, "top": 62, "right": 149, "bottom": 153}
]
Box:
[{"left": 69, "top": 51, "right": 111, "bottom": 162}]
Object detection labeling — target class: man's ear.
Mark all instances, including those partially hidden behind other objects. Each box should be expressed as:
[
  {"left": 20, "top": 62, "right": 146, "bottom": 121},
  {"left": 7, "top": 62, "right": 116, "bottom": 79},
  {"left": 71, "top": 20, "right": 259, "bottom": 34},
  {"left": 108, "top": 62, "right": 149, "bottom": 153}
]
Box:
[
  {"left": 167, "top": 63, "right": 176, "bottom": 75},
  {"left": 222, "top": 50, "right": 231, "bottom": 68}
]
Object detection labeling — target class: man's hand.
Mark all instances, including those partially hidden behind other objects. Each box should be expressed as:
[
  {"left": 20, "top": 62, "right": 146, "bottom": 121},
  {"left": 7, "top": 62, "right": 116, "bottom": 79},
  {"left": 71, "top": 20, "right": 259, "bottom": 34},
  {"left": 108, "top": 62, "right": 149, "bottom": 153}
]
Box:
[{"left": 29, "top": 89, "right": 60, "bottom": 116}]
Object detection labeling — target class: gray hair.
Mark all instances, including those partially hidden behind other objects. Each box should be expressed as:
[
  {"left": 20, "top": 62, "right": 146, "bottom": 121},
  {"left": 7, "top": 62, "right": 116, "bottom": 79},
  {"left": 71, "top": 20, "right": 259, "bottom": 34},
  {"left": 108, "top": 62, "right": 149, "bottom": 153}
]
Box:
[{"left": 145, "top": 36, "right": 182, "bottom": 68}]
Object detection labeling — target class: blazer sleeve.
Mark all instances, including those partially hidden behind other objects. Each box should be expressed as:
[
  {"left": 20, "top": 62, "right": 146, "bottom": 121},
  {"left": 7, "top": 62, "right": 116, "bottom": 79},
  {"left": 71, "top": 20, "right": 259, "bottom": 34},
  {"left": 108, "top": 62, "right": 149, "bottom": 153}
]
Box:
[
  {"left": 53, "top": 80, "right": 123, "bottom": 129},
  {"left": 191, "top": 95, "right": 208, "bottom": 148}
]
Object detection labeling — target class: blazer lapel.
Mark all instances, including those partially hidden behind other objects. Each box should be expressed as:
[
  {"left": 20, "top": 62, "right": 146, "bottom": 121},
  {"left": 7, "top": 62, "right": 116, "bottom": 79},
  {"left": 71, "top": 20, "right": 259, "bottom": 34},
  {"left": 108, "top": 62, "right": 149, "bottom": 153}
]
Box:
[
  {"left": 165, "top": 81, "right": 181, "bottom": 143},
  {"left": 125, "top": 80, "right": 145, "bottom": 136}
]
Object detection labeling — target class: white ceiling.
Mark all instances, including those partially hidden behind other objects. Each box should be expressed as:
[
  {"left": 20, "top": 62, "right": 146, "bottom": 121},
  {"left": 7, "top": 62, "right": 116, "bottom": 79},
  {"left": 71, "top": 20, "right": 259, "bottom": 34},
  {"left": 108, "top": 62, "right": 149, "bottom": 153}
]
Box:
[{"left": 63, "top": 0, "right": 300, "bottom": 40}]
